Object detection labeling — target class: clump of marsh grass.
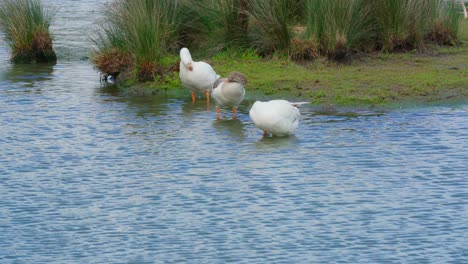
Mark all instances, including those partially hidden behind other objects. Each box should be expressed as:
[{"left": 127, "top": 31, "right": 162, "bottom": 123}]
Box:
[
  {"left": 191, "top": 0, "right": 301, "bottom": 56},
  {"left": 92, "top": 48, "right": 134, "bottom": 80},
  {"left": 301, "top": 0, "right": 462, "bottom": 59},
  {"left": 249, "top": 0, "right": 302, "bottom": 56},
  {"left": 92, "top": 0, "right": 464, "bottom": 82},
  {"left": 427, "top": 0, "right": 462, "bottom": 45},
  {"left": 370, "top": 0, "right": 461, "bottom": 51},
  {"left": 186, "top": 0, "right": 306, "bottom": 57},
  {"left": 304, "top": 0, "right": 373, "bottom": 60},
  {"left": 0, "top": 0, "right": 56, "bottom": 63},
  {"left": 92, "top": 0, "right": 184, "bottom": 82},
  {"left": 187, "top": 0, "right": 251, "bottom": 54},
  {"left": 371, "top": 0, "right": 434, "bottom": 51},
  {"left": 290, "top": 37, "right": 317, "bottom": 61}
]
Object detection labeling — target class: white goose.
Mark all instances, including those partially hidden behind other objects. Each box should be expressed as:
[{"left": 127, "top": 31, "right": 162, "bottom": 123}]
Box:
[
  {"left": 179, "top": 47, "right": 219, "bottom": 103},
  {"left": 212, "top": 71, "right": 247, "bottom": 120},
  {"left": 249, "top": 100, "right": 308, "bottom": 136}
]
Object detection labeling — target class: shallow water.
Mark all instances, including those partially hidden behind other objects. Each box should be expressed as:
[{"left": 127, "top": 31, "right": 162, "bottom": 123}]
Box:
[{"left": 1, "top": 1, "right": 467, "bottom": 263}]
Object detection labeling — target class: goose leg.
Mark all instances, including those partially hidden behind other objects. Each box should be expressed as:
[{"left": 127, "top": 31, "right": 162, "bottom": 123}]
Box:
[
  {"left": 205, "top": 91, "right": 210, "bottom": 110},
  {"left": 232, "top": 107, "right": 237, "bottom": 120},
  {"left": 205, "top": 91, "right": 210, "bottom": 104},
  {"left": 191, "top": 92, "right": 196, "bottom": 103},
  {"left": 216, "top": 107, "right": 221, "bottom": 120}
]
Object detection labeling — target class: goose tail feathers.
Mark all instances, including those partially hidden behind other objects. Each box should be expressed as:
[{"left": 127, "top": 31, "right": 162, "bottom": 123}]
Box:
[{"left": 290, "top": 102, "right": 309, "bottom": 107}]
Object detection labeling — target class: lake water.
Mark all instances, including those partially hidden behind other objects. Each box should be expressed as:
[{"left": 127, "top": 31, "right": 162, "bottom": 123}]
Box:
[{"left": 0, "top": 1, "right": 467, "bottom": 263}]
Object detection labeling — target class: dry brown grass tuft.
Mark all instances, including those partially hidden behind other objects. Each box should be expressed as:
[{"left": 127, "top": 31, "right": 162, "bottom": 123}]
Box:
[
  {"left": 290, "top": 37, "right": 317, "bottom": 61},
  {"left": 31, "top": 30, "right": 56, "bottom": 62},
  {"left": 0, "top": 0, "right": 56, "bottom": 63},
  {"left": 136, "top": 62, "right": 165, "bottom": 82},
  {"left": 92, "top": 48, "right": 134, "bottom": 78}
]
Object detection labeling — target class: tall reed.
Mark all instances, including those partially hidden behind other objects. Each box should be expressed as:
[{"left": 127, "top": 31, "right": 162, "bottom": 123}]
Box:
[
  {"left": 0, "top": 0, "right": 56, "bottom": 63},
  {"left": 303, "top": 0, "right": 462, "bottom": 56},
  {"left": 305, "top": 0, "right": 374, "bottom": 58},
  {"left": 427, "top": 0, "right": 462, "bottom": 45},
  {"left": 372, "top": 0, "right": 434, "bottom": 51},
  {"left": 92, "top": 0, "right": 183, "bottom": 81},
  {"left": 249, "top": 0, "right": 302, "bottom": 56},
  {"left": 186, "top": 0, "right": 250, "bottom": 54}
]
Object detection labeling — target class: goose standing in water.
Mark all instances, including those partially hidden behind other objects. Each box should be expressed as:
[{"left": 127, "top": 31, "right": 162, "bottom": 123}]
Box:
[
  {"left": 179, "top": 47, "right": 219, "bottom": 103},
  {"left": 249, "top": 100, "right": 308, "bottom": 136},
  {"left": 212, "top": 71, "right": 247, "bottom": 120}
]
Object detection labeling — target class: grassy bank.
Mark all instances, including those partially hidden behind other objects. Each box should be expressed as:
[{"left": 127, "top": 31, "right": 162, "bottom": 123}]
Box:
[
  {"left": 93, "top": 0, "right": 467, "bottom": 106},
  {"left": 123, "top": 20, "right": 468, "bottom": 106},
  {"left": 93, "top": 0, "right": 464, "bottom": 79},
  {"left": 0, "top": 0, "right": 56, "bottom": 63},
  {"left": 213, "top": 48, "right": 468, "bottom": 105},
  {"left": 213, "top": 34, "right": 468, "bottom": 105}
]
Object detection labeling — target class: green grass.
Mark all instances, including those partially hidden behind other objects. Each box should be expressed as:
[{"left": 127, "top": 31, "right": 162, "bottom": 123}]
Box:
[
  {"left": 102, "top": 1, "right": 467, "bottom": 106},
  {"left": 127, "top": 31, "right": 467, "bottom": 106},
  {"left": 216, "top": 3, "right": 467, "bottom": 105},
  {"left": 211, "top": 45, "right": 467, "bottom": 105},
  {"left": 158, "top": 20, "right": 466, "bottom": 106},
  {"left": 0, "top": 0, "right": 56, "bottom": 63}
]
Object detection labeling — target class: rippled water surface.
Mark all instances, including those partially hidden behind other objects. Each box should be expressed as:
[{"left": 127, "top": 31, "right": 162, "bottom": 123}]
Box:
[{"left": 1, "top": 1, "right": 467, "bottom": 263}]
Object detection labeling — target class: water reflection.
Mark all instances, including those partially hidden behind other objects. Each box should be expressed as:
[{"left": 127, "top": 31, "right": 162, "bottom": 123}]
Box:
[
  {"left": 97, "top": 82, "right": 120, "bottom": 96},
  {"left": 122, "top": 95, "right": 177, "bottom": 118},
  {"left": 255, "top": 134, "right": 299, "bottom": 150},
  {"left": 213, "top": 119, "right": 246, "bottom": 140},
  {"left": 0, "top": 63, "right": 55, "bottom": 87},
  {"left": 181, "top": 99, "right": 211, "bottom": 117}
]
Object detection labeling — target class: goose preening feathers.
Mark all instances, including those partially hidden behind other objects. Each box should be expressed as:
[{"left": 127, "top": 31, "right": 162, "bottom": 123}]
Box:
[
  {"left": 179, "top": 47, "right": 219, "bottom": 103},
  {"left": 212, "top": 71, "right": 247, "bottom": 120},
  {"left": 249, "top": 100, "right": 308, "bottom": 136}
]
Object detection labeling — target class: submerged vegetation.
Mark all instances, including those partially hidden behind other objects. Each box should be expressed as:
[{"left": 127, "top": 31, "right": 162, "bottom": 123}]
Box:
[{"left": 0, "top": 0, "right": 56, "bottom": 63}]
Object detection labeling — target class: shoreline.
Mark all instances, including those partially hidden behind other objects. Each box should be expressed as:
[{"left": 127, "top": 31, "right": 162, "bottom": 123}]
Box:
[{"left": 112, "top": 21, "right": 468, "bottom": 107}]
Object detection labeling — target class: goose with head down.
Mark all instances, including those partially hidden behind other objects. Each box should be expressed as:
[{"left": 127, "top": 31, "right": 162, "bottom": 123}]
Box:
[
  {"left": 249, "top": 100, "right": 308, "bottom": 137},
  {"left": 179, "top": 47, "right": 219, "bottom": 103},
  {"left": 212, "top": 71, "right": 247, "bottom": 120}
]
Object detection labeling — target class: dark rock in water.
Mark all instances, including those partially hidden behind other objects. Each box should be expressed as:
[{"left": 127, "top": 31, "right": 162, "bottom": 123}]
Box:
[{"left": 80, "top": 56, "right": 89, "bottom": 61}]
